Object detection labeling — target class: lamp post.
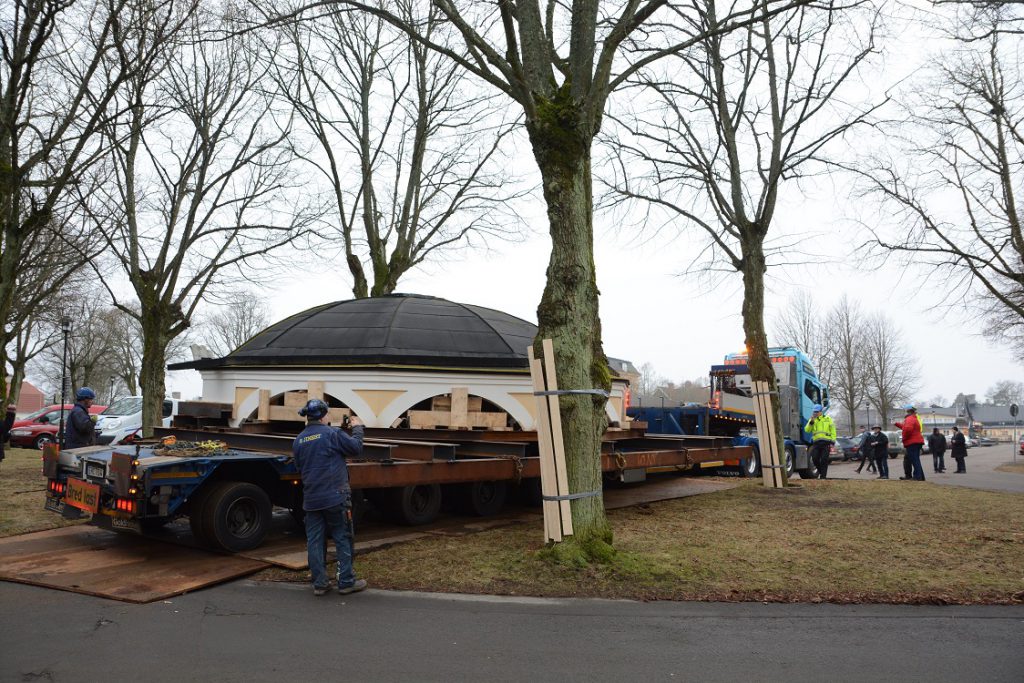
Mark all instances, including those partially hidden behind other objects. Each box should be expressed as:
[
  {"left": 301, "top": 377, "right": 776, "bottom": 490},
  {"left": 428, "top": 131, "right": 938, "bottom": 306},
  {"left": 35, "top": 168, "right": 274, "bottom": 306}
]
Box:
[
  {"left": 108, "top": 375, "right": 116, "bottom": 404},
  {"left": 58, "top": 317, "right": 71, "bottom": 449}
]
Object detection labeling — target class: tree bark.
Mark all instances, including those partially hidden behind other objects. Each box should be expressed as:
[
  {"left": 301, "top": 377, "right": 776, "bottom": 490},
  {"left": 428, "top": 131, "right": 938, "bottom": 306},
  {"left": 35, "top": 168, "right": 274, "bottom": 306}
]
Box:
[
  {"left": 527, "top": 90, "right": 613, "bottom": 559},
  {"left": 139, "top": 314, "right": 169, "bottom": 438},
  {"left": 740, "top": 237, "right": 788, "bottom": 485}
]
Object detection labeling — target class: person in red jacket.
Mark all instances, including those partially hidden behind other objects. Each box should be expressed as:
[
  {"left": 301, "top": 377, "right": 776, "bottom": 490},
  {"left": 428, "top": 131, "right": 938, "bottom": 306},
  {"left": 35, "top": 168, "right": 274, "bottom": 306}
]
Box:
[{"left": 894, "top": 405, "right": 925, "bottom": 481}]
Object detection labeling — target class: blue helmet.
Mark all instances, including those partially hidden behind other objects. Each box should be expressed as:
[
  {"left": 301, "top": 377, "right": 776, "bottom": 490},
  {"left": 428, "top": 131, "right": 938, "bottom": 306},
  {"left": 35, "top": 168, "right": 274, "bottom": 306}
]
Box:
[
  {"left": 298, "top": 398, "right": 329, "bottom": 420},
  {"left": 903, "top": 404, "right": 916, "bottom": 412},
  {"left": 76, "top": 387, "right": 96, "bottom": 400},
  {"left": 812, "top": 404, "right": 823, "bottom": 413}
]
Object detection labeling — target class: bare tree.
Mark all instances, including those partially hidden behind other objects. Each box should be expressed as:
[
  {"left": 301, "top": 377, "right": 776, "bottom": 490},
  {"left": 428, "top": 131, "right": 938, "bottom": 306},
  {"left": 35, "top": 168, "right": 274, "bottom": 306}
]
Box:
[
  {"left": 82, "top": 4, "right": 317, "bottom": 434},
  {"left": 269, "top": 3, "right": 523, "bottom": 298},
  {"left": 200, "top": 290, "right": 272, "bottom": 357},
  {"left": 985, "top": 380, "right": 1024, "bottom": 406},
  {"left": 633, "top": 361, "right": 665, "bottom": 401},
  {"left": 860, "top": 5, "right": 1023, "bottom": 361},
  {"left": 249, "top": 0, "right": 813, "bottom": 558},
  {"left": 826, "top": 295, "right": 869, "bottom": 433},
  {"left": 0, "top": 0, "right": 163, "bottom": 400},
  {"left": 862, "top": 313, "right": 918, "bottom": 425},
  {"left": 771, "top": 290, "right": 838, "bottom": 387},
  {"left": 606, "top": 0, "right": 881, "bottom": 481}
]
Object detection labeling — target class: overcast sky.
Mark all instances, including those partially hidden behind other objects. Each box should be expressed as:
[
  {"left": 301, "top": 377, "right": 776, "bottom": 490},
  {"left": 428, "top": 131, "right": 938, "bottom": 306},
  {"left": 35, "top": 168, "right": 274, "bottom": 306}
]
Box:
[{"left": 166, "top": 1, "right": 1022, "bottom": 406}]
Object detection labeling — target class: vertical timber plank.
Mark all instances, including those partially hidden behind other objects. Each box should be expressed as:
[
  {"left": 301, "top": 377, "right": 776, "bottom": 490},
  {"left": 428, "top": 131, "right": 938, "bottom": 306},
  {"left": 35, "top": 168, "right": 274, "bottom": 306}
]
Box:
[
  {"left": 541, "top": 339, "right": 573, "bottom": 536},
  {"left": 450, "top": 387, "right": 469, "bottom": 430},
  {"left": 528, "top": 348, "right": 561, "bottom": 543},
  {"left": 257, "top": 389, "right": 271, "bottom": 422},
  {"left": 307, "top": 381, "right": 324, "bottom": 402}
]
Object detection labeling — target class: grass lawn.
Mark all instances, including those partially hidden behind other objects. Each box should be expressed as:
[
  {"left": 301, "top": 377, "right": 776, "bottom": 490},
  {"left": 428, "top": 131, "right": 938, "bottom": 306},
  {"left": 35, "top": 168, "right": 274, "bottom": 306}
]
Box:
[
  {"left": 0, "top": 447, "right": 84, "bottom": 537},
  {"left": 995, "top": 462, "right": 1024, "bottom": 475},
  {"left": 262, "top": 479, "right": 1024, "bottom": 605}
]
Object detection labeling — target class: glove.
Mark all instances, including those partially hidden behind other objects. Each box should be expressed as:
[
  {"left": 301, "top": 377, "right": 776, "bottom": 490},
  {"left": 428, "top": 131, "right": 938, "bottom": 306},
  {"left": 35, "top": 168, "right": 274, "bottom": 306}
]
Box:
[{"left": 90, "top": 414, "right": 99, "bottom": 423}]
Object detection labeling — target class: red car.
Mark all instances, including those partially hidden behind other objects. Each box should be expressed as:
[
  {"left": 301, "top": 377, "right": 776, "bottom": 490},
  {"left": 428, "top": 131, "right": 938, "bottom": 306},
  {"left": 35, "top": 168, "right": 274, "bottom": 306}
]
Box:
[{"left": 7, "top": 403, "right": 107, "bottom": 450}]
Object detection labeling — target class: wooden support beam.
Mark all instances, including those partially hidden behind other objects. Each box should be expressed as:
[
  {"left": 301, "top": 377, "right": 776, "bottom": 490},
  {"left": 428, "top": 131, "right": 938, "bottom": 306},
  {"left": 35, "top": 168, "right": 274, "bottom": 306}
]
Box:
[
  {"left": 528, "top": 348, "right": 561, "bottom": 543},
  {"left": 257, "top": 390, "right": 270, "bottom": 422},
  {"left": 450, "top": 387, "right": 469, "bottom": 429},
  {"left": 542, "top": 339, "right": 573, "bottom": 536}
]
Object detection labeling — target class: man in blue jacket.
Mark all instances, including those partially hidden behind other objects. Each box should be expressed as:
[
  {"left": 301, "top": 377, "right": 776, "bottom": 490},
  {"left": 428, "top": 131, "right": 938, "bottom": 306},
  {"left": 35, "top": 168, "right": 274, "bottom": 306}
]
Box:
[
  {"left": 65, "top": 388, "right": 98, "bottom": 449},
  {"left": 293, "top": 398, "right": 367, "bottom": 597}
]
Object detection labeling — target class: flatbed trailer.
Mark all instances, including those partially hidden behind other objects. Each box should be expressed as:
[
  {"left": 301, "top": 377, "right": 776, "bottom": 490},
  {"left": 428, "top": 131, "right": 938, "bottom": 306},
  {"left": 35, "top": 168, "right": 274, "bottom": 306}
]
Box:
[{"left": 41, "top": 426, "right": 749, "bottom": 553}]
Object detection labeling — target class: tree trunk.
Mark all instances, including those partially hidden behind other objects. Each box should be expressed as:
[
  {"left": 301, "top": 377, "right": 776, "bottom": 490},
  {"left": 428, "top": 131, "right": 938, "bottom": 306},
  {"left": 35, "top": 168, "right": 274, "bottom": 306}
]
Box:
[
  {"left": 7, "top": 361, "right": 26, "bottom": 406},
  {"left": 139, "top": 317, "right": 169, "bottom": 438},
  {"left": 526, "top": 94, "right": 613, "bottom": 561},
  {"left": 740, "top": 238, "right": 788, "bottom": 485}
]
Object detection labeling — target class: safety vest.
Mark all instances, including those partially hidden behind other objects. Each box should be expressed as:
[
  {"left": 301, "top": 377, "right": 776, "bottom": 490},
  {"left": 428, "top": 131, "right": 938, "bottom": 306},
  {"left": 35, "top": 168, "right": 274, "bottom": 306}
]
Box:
[{"left": 804, "top": 415, "right": 836, "bottom": 442}]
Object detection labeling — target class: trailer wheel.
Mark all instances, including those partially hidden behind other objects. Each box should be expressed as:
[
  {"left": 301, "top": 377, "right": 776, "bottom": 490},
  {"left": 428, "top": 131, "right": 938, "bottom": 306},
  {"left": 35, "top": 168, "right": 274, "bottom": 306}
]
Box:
[
  {"left": 202, "top": 481, "right": 272, "bottom": 552},
  {"left": 456, "top": 481, "right": 507, "bottom": 517},
  {"left": 384, "top": 484, "right": 442, "bottom": 526},
  {"left": 187, "top": 486, "right": 215, "bottom": 545}
]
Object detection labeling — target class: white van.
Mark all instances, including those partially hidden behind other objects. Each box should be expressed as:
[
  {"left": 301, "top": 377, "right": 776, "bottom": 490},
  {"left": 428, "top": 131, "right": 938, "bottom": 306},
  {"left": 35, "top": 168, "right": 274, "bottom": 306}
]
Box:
[{"left": 95, "top": 396, "right": 180, "bottom": 445}]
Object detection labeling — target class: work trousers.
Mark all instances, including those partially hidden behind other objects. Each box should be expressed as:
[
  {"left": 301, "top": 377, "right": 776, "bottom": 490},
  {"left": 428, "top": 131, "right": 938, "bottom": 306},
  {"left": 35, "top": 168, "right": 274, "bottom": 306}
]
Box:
[
  {"left": 932, "top": 452, "right": 946, "bottom": 472},
  {"left": 905, "top": 444, "right": 925, "bottom": 481},
  {"left": 305, "top": 504, "right": 356, "bottom": 591},
  {"left": 875, "top": 453, "right": 889, "bottom": 478},
  {"left": 810, "top": 441, "right": 831, "bottom": 479}
]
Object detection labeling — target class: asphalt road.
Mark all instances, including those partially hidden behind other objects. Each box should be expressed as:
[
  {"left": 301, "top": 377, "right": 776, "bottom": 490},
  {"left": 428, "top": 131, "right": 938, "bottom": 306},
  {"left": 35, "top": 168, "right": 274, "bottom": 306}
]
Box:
[
  {"left": 1, "top": 580, "right": 1021, "bottom": 682},
  {"left": 832, "top": 442, "right": 1024, "bottom": 493}
]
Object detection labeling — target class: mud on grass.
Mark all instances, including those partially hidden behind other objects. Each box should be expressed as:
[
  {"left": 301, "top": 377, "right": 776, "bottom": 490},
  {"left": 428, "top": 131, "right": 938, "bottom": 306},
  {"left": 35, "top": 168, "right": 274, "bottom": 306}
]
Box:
[
  {"left": 258, "top": 480, "right": 1024, "bottom": 605},
  {"left": 0, "top": 448, "right": 85, "bottom": 537}
]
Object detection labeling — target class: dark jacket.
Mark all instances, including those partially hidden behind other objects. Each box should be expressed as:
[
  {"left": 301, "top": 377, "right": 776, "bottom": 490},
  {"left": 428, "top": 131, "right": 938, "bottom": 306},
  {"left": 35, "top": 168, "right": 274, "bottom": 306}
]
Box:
[
  {"left": 950, "top": 432, "right": 967, "bottom": 458},
  {"left": 0, "top": 407, "right": 15, "bottom": 462},
  {"left": 64, "top": 402, "right": 96, "bottom": 450},
  {"left": 862, "top": 431, "right": 889, "bottom": 460},
  {"left": 293, "top": 423, "right": 363, "bottom": 511},
  {"left": 927, "top": 432, "right": 947, "bottom": 455}
]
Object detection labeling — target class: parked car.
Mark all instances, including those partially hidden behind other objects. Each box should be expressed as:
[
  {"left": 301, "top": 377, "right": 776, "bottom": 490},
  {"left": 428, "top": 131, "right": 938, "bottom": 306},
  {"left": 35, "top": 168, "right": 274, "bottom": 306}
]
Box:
[
  {"left": 975, "top": 436, "right": 996, "bottom": 447},
  {"left": 834, "top": 436, "right": 860, "bottom": 461},
  {"left": 95, "top": 396, "right": 179, "bottom": 445},
  {"left": 1019, "top": 434, "right": 1024, "bottom": 456},
  {"left": 8, "top": 403, "right": 107, "bottom": 450},
  {"left": 882, "top": 430, "right": 904, "bottom": 458}
]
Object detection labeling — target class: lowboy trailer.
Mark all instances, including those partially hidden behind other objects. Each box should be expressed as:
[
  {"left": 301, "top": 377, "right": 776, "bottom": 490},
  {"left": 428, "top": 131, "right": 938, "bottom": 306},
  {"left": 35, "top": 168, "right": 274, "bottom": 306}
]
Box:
[{"left": 42, "top": 426, "right": 749, "bottom": 553}]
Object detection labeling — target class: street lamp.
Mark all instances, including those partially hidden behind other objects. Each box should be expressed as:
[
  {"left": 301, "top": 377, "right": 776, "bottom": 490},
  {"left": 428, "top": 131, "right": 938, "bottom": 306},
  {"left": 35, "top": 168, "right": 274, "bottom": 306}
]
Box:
[
  {"left": 57, "top": 317, "right": 71, "bottom": 449},
  {"left": 108, "top": 375, "right": 116, "bottom": 404}
]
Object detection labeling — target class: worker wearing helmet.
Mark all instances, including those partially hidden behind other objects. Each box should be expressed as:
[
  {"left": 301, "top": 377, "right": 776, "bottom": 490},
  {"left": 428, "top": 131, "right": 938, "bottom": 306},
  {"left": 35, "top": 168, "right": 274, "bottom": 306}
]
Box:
[
  {"left": 292, "top": 398, "right": 367, "bottom": 597},
  {"left": 64, "top": 387, "right": 98, "bottom": 450},
  {"left": 894, "top": 405, "right": 926, "bottom": 481},
  {"left": 804, "top": 403, "right": 836, "bottom": 479}
]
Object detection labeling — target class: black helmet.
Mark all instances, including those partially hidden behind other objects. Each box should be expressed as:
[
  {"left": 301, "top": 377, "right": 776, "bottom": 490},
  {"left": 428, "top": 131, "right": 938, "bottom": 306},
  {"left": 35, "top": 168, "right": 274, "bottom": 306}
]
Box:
[{"left": 298, "top": 398, "right": 329, "bottom": 420}]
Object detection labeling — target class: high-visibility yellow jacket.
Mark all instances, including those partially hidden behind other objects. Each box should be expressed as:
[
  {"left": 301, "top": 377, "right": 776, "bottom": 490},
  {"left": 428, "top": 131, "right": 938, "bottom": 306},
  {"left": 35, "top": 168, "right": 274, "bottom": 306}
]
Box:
[{"left": 804, "top": 414, "right": 837, "bottom": 443}]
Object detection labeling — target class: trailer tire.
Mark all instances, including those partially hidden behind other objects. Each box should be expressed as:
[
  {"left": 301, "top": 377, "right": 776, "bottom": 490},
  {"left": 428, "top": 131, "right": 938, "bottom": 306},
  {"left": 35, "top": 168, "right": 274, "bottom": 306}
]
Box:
[
  {"left": 456, "top": 481, "right": 507, "bottom": 517},
  {"left": 384, "top": 484, "right": 442, "bottom": 526},
  {"left": 202, "top": 481, "right": 272, "bottom": 552},
  {"left": 188, "top": 486, "right": 215, "bottom": 545}
]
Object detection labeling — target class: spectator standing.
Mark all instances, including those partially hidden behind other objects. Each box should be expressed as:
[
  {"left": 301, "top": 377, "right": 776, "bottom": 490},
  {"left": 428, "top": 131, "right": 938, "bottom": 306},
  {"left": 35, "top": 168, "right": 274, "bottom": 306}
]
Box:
[
  {"left": 895, "top": 405, "right": 925, "bottom": 481},
  {"left": 927, "top": 428, "right": 947, "bottom": 474},
  {"left": 861, "top": 425, "right": 889, "bottom": 479},
  {"left": 804, "top": 404, "right": 836, "bottom": 480},
  {"left": 949, "top": 426, "right": 968, "bottom": 473},
  {"left": 65, "top": 388, "right": 98, "bottom": 450}
]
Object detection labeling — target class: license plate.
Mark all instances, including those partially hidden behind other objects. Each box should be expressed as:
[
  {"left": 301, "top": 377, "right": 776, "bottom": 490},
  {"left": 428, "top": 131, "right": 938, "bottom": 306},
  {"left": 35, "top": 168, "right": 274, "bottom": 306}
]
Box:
[
  {"left": 111, "top": 516, "right": 141, "bottom": 533},
  {"left": 44, "top": 496, "right": 66, "bottom": 513},
  {"left": 65, "top": 478, "right": 101, "bottom": 514},
  {"left": 86, "top": 464, "right": 105, "bottom": 480}
]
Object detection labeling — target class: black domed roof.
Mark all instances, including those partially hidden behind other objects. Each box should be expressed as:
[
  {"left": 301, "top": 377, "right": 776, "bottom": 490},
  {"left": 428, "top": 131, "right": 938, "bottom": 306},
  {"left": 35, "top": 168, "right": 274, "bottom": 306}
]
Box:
[{"left": 173, "top": 294, "right": 538, "bottom": 371}]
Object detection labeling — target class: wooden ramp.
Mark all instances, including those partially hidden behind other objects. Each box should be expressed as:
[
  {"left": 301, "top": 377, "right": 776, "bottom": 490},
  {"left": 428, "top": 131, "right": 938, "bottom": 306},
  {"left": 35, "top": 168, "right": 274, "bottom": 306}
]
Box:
[{"left": 0, "top": 526, "right": 267, "bottom": 603}]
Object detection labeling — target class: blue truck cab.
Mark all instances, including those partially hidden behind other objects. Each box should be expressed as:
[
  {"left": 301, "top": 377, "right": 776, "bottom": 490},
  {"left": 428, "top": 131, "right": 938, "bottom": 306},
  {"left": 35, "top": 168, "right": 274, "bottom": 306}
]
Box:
[{"left": 628, "top": 347, "right": 830, "bottom": 478}]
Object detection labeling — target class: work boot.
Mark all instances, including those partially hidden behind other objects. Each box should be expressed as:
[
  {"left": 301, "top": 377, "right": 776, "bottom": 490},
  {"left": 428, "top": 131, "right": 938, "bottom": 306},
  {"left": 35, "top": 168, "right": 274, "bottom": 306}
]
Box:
[
  {"left": 313, "top": 586, "right": 330, "bottom": 597},
  {"left": 338, "top": 578, "right": 367, "bottom": 595}
]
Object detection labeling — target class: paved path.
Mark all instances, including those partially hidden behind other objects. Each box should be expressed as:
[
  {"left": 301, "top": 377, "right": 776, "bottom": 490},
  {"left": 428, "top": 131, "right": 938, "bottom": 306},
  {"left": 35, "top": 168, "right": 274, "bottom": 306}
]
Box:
[
  {"left": 1, "top": 580, "right": 1021, "bottom": 682},
  {"left": 830, "top": 442, "right": 1024, "bottom": 493}
]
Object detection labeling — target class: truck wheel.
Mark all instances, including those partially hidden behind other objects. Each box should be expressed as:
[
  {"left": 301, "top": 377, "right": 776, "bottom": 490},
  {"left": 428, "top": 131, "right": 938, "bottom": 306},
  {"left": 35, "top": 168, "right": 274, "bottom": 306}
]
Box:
[
  {"left": 456, "top": 481, "right": 507, "bottom": 517},
  {"left": 201, "top": 481, "right": 272, "bottom": 552},
  {"left": 798, "top": 460, "right": 819, "bottom": 479},
  {"left": 742, "top": 448, "right": 761, "bottom": 478},
  {"left": 784, "top": 445, "right": 795, "bottom": 478},
  {"left": 384, "top": 484, "right": 442, "bottom": 526}
]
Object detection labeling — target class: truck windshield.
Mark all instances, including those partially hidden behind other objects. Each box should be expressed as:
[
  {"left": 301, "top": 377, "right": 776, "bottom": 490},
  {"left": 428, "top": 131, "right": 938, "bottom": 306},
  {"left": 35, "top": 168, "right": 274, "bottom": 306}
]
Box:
[{"left": 103, "top": 397, "right": 143, "bottom": 416}]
